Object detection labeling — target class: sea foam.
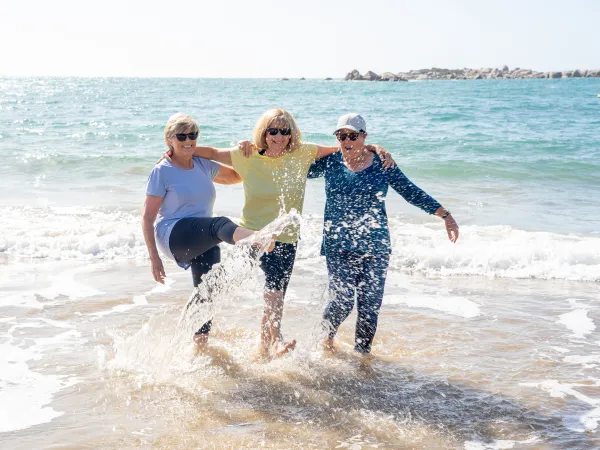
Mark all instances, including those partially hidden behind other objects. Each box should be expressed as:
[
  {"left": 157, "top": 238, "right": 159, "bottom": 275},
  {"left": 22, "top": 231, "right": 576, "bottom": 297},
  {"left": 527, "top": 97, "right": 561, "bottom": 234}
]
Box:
[{"left": 2, "top": 206, "right": 599, "bottom": 282}]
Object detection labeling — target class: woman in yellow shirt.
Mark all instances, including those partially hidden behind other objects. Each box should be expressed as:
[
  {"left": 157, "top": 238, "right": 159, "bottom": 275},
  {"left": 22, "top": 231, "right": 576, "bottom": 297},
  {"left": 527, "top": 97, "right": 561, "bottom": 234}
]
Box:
[{"left": 188, "top": 108, "right": 393, "bottom": 359}]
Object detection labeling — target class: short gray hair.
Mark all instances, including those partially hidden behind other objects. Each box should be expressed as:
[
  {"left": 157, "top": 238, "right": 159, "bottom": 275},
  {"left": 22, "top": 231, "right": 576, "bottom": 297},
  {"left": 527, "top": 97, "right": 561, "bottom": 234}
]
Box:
[{"left": 164, "top": 113, "right": 199, "bottom": 149}]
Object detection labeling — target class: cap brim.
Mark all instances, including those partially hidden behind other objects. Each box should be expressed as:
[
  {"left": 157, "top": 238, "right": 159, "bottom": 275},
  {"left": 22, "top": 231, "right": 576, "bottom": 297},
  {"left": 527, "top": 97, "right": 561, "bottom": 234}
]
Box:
[{"left": 333, "top": 125, "right": 360, "bottom": 134}]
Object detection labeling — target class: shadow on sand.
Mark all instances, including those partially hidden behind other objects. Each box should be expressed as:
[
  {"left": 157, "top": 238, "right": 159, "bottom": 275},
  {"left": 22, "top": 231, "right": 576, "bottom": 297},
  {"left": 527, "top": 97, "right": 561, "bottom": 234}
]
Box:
[{"left": 192, "top": 345, "right": 598, "bottom": 449}]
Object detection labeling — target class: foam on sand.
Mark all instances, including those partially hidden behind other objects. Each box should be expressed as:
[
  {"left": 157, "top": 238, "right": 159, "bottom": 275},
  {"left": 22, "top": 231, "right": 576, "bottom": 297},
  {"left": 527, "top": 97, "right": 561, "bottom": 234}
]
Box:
[
  {"left": 464, "top": 436, "right": 539, "bottom": 449},
  {"left": 385, "top": 294, "right": 481, "bottom": 319},
  {"left": 521, "top": 380, "right": 600, "bottom": 431},
  {"left": 0, "top": 319, "right": 82, "bottom": 433},
  {"left": 558, "top": 309, "right": 595, "bottom": 338}
]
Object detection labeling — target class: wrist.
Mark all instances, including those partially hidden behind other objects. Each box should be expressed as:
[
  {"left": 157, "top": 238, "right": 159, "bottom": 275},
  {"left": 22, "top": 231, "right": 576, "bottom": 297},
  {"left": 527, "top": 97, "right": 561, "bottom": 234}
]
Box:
[{"left": 441, "top": 210, "right": 452, "bottom": 219}]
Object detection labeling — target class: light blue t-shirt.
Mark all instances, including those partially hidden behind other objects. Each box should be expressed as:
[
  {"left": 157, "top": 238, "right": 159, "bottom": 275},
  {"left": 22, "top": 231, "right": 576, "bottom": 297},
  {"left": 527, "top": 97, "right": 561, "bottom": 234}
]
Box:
[{"left": 146, "top": 156, "right": 221, "bottom": 261}]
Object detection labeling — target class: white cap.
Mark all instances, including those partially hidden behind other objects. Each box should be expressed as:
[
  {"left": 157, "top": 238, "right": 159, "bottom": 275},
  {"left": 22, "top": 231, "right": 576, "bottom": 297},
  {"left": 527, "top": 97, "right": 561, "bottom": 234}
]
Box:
[{"left": 333, "top": 113, "right": 367, "bottom": 134}]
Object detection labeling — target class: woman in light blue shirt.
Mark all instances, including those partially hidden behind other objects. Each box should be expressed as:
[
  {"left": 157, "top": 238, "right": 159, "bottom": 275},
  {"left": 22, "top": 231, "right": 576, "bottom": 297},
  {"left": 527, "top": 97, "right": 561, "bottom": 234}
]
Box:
[{"left": 142, "top": 113, "right": 270, "bottom": 346}]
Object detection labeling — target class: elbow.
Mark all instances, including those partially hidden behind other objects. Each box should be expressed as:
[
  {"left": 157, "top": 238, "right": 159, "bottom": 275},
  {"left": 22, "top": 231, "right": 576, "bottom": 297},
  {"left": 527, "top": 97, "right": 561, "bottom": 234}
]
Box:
[{"left": 226, "top": 171, "right": 243, "bottom": 184}]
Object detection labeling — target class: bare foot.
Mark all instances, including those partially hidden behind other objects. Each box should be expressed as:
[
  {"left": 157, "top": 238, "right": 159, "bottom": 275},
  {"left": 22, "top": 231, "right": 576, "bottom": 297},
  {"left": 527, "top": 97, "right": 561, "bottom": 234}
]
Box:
[
  {"left": 257, "top": 337, "right": 296, "bottom": 360},
  {"left": 271, "top": 338, "right": 296, "bottom": 358},
  {"left": 322, "top": 338, "right": 336, "bottom": 354},
  {"left": 251, "top": 235, "right": 276, "bottom": 254}
]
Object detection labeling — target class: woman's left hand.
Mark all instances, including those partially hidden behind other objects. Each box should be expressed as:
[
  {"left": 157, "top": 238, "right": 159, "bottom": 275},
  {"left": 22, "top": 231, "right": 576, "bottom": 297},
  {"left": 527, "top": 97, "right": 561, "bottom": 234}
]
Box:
[
  {"left": 444, "top": 215, "right": 459, "bottom": 243},
  {"left": 368, "top": 145, "right": 396, "bottom": 169},
  {"left": 238, "top": 140, "right": 256, "bottom": 158}
]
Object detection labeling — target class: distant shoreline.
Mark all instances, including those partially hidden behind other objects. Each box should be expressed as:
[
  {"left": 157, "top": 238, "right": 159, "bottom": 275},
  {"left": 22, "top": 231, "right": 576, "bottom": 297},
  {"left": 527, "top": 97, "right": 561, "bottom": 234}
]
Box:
[{"left": 343, "top": 67, "right": 600, "bottom": 81}]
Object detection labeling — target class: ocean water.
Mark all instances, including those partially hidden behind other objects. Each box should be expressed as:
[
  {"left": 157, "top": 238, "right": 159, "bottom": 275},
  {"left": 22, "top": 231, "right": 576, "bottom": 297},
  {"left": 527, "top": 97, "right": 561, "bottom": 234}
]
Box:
[{"left": 1, "top": 77, "right": 599, "bottom": 449}]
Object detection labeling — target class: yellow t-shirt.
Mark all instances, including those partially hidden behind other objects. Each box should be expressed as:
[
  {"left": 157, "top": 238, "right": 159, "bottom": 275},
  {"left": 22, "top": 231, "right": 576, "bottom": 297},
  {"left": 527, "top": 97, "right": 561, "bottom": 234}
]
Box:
[{"left": 230, "top": 142, "right": 319, "bottom": 243}]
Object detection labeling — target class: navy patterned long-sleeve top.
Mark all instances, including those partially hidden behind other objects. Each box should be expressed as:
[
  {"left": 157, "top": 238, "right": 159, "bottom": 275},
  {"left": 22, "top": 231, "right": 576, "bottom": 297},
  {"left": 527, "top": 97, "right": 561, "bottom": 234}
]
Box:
[{"left": 308, "top": 152, "right": 441, "bottom": 256}]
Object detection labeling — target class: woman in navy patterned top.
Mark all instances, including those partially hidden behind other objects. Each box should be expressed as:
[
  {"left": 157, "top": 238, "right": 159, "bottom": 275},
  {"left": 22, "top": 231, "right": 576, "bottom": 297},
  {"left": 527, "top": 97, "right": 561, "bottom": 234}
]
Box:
[{"left": 308, "top": 113, "right": 459, "bottom": 354}]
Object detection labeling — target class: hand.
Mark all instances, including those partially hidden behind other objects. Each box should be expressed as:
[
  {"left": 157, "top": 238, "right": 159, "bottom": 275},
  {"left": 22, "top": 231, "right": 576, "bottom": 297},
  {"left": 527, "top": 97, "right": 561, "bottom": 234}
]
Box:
[
  {"left": 156, "top": 149, "right": 173, "bottom": 164},
  {"left": 150, "top": 256, "right": 166, "bottom": 284},
  {"left": 238, "top": 140, "right": 255, "bottom": 158},
  {"left": 368, "top": 144, "right": 396, "bottom": 169},
  {"left": 444, "top": 215, "right": 459, "bottom": 243}
]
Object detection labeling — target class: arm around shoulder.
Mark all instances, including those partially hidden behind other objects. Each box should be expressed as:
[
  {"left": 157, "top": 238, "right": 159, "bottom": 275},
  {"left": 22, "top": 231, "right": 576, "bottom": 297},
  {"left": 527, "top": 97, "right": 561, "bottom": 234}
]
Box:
[
  {"left": 315, "top": 145, "right": 339, "bottom": 160},
  {"left": 213, "top": 165, "right": 242, "bottom": 184},
  {"left": 194, "top": 146, "right": 233, "bottom": 166}
]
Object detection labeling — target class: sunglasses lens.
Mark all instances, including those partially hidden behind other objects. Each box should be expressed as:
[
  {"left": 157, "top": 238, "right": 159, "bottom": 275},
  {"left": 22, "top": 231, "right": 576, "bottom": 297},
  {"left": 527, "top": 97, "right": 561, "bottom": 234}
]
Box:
[
  {"left": 267, "top": 128, "right": 291, "bottom": 136},
  {"left": 175, "top": 132, "right": 198, "bottom": 142},
  {"left": 337, "top": 132, "right": 361, "bottom": 141}
]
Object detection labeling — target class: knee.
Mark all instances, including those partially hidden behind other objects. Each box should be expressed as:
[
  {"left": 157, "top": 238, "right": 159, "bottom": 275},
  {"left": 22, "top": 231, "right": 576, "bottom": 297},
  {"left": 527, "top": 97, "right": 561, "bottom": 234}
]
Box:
[{"left": 327, "top": 297, "right": 354, "bottom": 316}]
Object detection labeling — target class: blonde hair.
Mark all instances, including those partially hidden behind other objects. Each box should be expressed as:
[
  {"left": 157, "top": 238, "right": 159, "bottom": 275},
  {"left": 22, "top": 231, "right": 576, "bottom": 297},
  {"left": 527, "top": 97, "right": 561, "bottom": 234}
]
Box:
[
  {"left": 164, "top": 113, "right": 199, "bottom": 150},
  {"left": 252, "top": 108, "right": 302, "bottom": 151}
]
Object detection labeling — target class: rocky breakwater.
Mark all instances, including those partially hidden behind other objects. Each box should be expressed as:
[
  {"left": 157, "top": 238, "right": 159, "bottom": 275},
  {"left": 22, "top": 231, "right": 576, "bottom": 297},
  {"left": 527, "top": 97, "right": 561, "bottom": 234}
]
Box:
[{"left": 344, "top": 67, "right": 600, "bottom": 81}]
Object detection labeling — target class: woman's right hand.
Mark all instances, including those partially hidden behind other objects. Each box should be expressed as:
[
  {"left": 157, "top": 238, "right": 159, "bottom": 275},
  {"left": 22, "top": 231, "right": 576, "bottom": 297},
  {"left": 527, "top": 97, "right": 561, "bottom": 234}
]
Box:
[
  {"left": 150, "top": 256, "right": 166, "bottom": 284},
  {"left": 238, "top": 140, "right": 255, "bottom": 158},
  {"left": 444, "top": 215, "right": 459, "bottom": 243}
]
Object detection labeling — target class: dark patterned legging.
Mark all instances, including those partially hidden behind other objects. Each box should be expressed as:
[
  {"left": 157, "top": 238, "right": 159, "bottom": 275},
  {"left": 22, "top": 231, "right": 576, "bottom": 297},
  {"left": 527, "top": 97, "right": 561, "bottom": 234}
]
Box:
[
  {"left": 169, "top": 217, "right": 238, "bottom": 335},
  {"left": 323, "top": 251, "right": 390, "bottom": 353}
]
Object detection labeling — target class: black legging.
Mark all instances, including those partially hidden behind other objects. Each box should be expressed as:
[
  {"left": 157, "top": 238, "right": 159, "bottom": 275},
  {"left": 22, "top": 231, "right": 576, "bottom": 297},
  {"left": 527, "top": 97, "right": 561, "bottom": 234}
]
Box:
[{"left": 169, "top": 217, "right": 238, "bottom": 335}]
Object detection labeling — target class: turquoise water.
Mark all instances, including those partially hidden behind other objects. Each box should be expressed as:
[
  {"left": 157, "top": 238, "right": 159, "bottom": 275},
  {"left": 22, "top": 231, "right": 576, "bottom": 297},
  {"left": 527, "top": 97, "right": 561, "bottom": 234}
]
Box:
[{"left": 1, "top": 77, "right": 599, "bottom": 234}]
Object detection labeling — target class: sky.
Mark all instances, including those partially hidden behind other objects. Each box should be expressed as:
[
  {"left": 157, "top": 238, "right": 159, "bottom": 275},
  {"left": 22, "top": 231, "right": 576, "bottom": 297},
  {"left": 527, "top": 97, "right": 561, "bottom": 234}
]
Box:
[{"left": 1, "top": 0, "right": 599, "bottom": 78}]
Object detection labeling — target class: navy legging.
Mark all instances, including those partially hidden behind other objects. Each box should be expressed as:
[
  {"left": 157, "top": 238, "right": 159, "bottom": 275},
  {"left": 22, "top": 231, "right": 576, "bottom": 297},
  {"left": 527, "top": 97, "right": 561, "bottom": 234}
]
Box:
[
  {"left": 323, "top": 251, "right": 390, "bottom": 353},
  {"left": 169, "top": 217, "right": 238, "bottom": 335}
]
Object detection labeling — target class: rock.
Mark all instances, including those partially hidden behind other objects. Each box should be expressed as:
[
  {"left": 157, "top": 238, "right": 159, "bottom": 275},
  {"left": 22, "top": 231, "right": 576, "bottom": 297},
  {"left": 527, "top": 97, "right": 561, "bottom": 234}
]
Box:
[
  {"left": 502, "top": 65, "right": 509, "bottom": 72},
  {"left": 362, "top": 71, "right": 381, "bottom": 81},
  {"left": 586, "top": 70, "right": 600, "bottom": 77},
  {"left": 572, "top": 70, "right": 581, "bottom": 78},
  {"left": 481, "top": 68, "right": 492, "bottom": 74},
  {"left": 300, "top": 77, "right": 306, "bottom": 80},
  {"left": 474, "top": 74, "right": 483, "bottom": 80},
  {"left": 380, "top": 72, "right": 398, "bottom": 81},
  {"left": 551, "top": 71, "right": 562, "bottom": 79},
  {"left": 325, "top": 77, "right": 333, "bottom": 80},
  {"left": 344, "top": 69, "right": 361, "bottom": 81},
  {"left": 280, "top": 78, "right": 289, "bottom": 81}
]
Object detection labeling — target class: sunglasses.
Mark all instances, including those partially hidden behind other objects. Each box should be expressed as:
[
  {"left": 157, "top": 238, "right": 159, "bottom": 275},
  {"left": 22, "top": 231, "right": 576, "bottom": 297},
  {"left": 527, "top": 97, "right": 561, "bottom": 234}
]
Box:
[
  {"left": 175, "top": 132, "right": 199, "bottom": 142},
  {"left": 266, "top": 128, "right": 291, "bottom": 136},
  {"left": 336, "top": 132, "right": 363, "bottom": 142}
]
